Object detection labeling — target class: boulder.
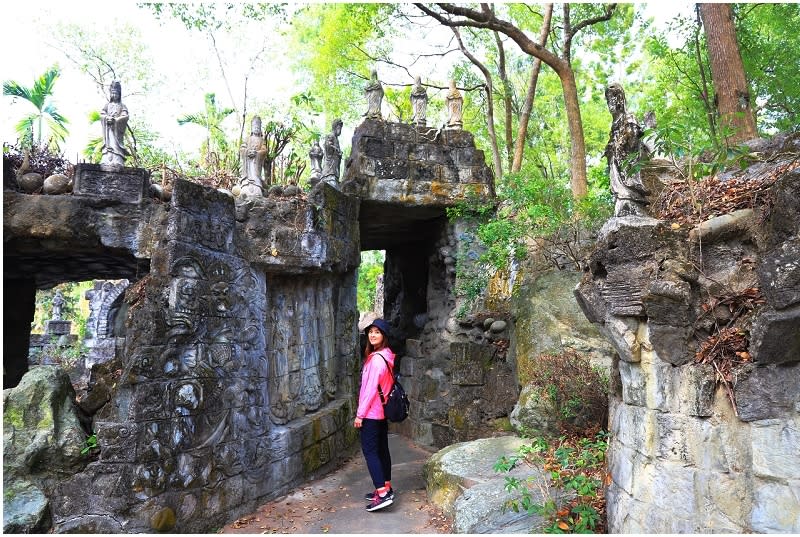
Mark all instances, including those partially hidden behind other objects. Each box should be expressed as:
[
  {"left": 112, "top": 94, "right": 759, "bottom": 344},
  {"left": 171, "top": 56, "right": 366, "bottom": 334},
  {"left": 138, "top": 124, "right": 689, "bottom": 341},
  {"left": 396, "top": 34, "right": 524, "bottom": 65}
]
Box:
[
  {"left": 43, "top": 173, "right": 71, "bottom": 195},
  {"left": 18, "top": 172, "right": 43, "bottom": 193},
  {"left": 2, "top": 479, "right": 50, "bottom": 534},
  {"left": 3, "top": 366, "right": 88, "bottom": 476},
  {"left": 424, "top": 436, "right": 553, "bottom": 533},
  {"left": 509, "top": 384, "right": 559, "bottom": 437}
]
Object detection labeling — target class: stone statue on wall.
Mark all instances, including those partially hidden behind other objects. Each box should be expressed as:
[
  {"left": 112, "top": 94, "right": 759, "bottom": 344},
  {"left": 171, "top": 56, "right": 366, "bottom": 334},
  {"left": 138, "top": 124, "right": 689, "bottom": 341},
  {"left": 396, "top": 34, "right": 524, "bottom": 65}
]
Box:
[
  {"left": 321, "top": 119, "right": 343, "bottom": 186},
  {"left": 101, "top": 81, "right": 130, "bottom": 166},
  {"left": 364, "top": 70, "right": 384, "bottom": 120},
  {"left": 410, "top": 76, "right": 428, "bottom": 127},
  {"left": 604, "top": 83, "right": 649, "bottom": 217},
  {"left": 51, "top": 290, "right": 65, "bottom": 320},
  {"left": 308, "top": 139, "right": 323, "bottom": 184},
  {"left": 239, "top": 115, "right": 268, "bottom": 198},
  {"left": 445, "top": 79, "right": 463, "bottom": 130}
]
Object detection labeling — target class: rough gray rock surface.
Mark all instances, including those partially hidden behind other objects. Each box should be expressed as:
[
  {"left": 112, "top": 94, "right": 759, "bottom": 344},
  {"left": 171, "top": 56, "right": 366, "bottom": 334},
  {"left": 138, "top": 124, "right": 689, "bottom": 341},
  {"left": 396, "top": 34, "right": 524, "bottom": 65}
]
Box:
[
  {"left": 424, "top": 436, "right": 553, "bottom": 533},
  {"left": 3, "top": 366, "right": 89, "bottom": 533},
  {"left": 576, "top": 141, "right": 800, "bottom": 533}
]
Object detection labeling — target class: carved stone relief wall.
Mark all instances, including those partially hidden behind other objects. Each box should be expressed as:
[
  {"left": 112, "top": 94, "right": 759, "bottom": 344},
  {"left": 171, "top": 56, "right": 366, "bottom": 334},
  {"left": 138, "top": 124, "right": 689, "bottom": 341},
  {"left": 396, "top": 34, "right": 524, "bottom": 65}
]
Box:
[{"left": 45, "top": 179, "right": 360, "bottom": 533}]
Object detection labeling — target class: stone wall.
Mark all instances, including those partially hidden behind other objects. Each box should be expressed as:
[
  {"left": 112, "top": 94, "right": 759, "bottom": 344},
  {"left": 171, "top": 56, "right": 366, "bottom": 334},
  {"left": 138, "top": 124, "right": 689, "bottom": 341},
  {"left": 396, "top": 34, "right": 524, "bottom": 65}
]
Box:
[
  {"left": 575, "top": 161, "right": 800, "bottom": 532},
  {"left": 5, "top": 117, "right": 506, "bottom": 530},
  {"left": 394, "top": 221, "right": 518, "bottom": 448},
  {"left": 342, "top": 120, "right": 514, "bottom": 449},
  {"left": 4, "top": 177, "right": 362, "bottom": 533}
]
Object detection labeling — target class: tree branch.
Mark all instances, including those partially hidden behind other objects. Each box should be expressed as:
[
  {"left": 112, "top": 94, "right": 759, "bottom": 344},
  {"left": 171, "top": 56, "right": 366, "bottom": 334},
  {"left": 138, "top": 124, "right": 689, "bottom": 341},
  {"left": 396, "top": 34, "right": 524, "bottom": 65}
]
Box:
[{"left": 451, "top": 26, "right": 503, "bottom": 178}]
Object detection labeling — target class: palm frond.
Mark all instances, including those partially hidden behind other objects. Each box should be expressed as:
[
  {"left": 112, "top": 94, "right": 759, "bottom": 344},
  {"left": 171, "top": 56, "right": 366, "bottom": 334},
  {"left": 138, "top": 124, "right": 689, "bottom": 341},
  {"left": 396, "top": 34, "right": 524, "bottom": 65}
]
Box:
[
  {"left": 177, "top": 113, "right": 208, "bottom": 126},
  {"left": 3, "top": 81, "right": 33, "bottom": 101}
]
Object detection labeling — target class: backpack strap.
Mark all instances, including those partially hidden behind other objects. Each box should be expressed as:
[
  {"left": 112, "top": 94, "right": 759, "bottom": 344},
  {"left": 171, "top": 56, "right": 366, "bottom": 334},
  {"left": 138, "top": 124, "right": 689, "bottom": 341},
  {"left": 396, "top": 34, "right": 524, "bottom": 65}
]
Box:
[{"left": 374, "top": 352, "right": 394, "bottom": 405}]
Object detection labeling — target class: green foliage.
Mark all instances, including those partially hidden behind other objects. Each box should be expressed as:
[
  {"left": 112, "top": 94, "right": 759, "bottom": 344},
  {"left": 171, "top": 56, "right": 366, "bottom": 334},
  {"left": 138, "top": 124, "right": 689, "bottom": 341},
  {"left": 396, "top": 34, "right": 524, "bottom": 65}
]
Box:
[
  {"left": 43, "top": 338, "right": 88, "bottom": 369},
  {"left": 81, "top": 433, "right": 99, "bottom": 455},
  {"left": 3, "top": 65, "right": 69, "bottom": 151},
  {"left": 54, "top": 20, "right": 156, "bottom": 95},
  {"left": 497, "top": 432, "right": 609, "bottom": 533},
  {"left": 177, "top": 93, "right": 237, "bottom": 171},
  {"left": 32, "top": 282, "right": 93, "bottom": 335},
  {"left": 146, "top": 3, "right": 285, "bottom": 32},
  {"left": 637, "top": 3, "right": 800, "bottom": 150},
  {"left": 357, "top": 250, "right": 385, "bottom": 313},
  {"left": 289, "top": 4, "right": 398, "bottom": 122},
  {"left": 734, "top": 3, "right": 800, "bottom": 133},
  {"left": 517, "top": 350, "right": 609, "bottom": 436}
]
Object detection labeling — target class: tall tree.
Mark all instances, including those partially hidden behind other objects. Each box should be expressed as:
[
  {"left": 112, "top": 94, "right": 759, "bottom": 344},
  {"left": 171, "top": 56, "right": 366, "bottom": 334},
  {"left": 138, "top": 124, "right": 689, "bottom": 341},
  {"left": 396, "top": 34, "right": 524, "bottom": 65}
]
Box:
[
  {"left": 416, "top": 3, "right": 618, "bottom": 199},
  {"left": 734, "top": 3, "right": 800, "bottom": 133},
  {"left": 3, "top": 66, "right": 69, "bottom": 150},
  {"left": 698, "top": 3, "right": 758, "bottom": 145},
  {"left": 511, "top": 4, "right": 553, "bottom": 174}
]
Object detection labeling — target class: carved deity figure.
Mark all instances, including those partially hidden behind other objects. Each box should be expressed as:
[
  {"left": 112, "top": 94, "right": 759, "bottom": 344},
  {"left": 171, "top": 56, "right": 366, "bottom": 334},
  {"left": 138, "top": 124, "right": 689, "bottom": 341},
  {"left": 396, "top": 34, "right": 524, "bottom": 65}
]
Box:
[
  {"left": 364, "top": 70, "right": 384, "bottom": 120},
  {"left": 321, "top": 119, "right": 343, "bottom": 186},
  {"left": 410, "top": 76, "right": 428, "bottom": 127},
  {"left": 445, "top": 79, "right": 463, "bottom": 130},
  {"left": 604, "top": 83, "right": 649, "bottom": 217},
  {"left": 101, "top": 81, "right": 130, "bottom": 166},
  {"left": 308, "top": 139, "right": 323, "bottom": 183},
  {"left": 51, "top": 290, "right": 65, "bottom": 320},
  {"left": 239, "top": 115, "right": 268, "bottom": 198}
]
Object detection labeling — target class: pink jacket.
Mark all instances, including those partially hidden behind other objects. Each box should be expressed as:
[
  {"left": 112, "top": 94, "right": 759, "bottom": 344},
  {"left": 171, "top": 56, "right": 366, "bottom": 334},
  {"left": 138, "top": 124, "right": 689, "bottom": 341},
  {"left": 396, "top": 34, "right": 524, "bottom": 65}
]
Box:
[{"left": 356, "top": 348, "right": 396, "bottom": 420}]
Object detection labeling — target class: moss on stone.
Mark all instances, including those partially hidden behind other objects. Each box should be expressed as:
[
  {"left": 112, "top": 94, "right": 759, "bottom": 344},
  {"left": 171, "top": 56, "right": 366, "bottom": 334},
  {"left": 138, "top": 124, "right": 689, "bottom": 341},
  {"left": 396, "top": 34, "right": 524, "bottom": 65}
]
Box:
[
  {"left": 150, "top": 507, "right": 176, "bottom": 532},
  {"left": 448, "top": 408, "right": 466, "bottom": 430},
  {"left": 302, "top": 444, "right": 322, "bottom": 474},
  {"left": 492, "top": 417, "right": 513, "bottom": 432},
  {"left": 4, "top": 406, "right": 25, "bottom": 429},
  {"left": 422, "top": 448, "right": 465, "bottom": 519}
]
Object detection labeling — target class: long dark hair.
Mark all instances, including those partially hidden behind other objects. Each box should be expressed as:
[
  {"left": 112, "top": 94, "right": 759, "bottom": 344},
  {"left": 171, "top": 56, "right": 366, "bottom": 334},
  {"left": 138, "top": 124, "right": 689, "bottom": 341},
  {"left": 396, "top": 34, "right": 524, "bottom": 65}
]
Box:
[{"left": 364, "top": 328, "right": 388, "bottom": 360}]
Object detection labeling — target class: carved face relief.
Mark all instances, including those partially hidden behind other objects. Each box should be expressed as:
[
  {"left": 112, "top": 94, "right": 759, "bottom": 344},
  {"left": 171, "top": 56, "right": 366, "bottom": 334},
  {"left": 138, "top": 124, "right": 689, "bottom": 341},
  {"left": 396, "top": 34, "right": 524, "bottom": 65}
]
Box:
[
  {"left": 172, "top": 278, "right": 199, "bottom": 313},
  {"left": 211, "top": 281, "right": 230, "bottom": 313},
  {"left": 174, "top": 381, "right": 201, "bottom": 413}
]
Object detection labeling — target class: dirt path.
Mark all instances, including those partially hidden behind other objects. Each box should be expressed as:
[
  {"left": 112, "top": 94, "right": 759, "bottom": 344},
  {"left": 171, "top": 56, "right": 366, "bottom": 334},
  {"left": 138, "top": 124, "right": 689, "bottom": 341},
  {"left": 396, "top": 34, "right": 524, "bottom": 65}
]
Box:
[{"left": 220, "top": 434, "right": 452, "bottom": 534}]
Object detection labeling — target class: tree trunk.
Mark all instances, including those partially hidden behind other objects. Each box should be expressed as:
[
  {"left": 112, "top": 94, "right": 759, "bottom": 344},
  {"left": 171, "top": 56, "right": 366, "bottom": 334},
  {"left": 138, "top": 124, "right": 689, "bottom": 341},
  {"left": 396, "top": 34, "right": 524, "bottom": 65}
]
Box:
[
  {"left": 416, "top": 3, "right": 589, "bottom": 198},
  {"left": 559, "top": 67, "right": 587, "bottom": 198},
  {"left": 511, "top": 3, "right": 553, "bottom": 173},
  {"left": 452, "top": 27, "right": 504, "bottom": 179},
  {"left": 698, "top": 3, "right": 758, "bottom": 145},
  {"left": 494, "top": 31, "right": 514, "bottom": 172}
]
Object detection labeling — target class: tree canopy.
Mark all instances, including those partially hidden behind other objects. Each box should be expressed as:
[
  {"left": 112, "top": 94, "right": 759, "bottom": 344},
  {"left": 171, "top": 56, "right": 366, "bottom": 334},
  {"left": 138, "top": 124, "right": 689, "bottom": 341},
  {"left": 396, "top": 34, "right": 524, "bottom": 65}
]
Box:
[{"left": 4, "top": 3, "right": 799, "bottom": 278}]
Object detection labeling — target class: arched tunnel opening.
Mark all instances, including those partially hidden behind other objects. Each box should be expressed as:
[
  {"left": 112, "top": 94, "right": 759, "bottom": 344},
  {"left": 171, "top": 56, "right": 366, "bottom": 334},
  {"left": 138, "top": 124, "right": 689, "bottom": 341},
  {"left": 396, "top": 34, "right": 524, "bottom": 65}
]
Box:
[
  {"left": 358, "top": 199, "right": 450, "bottom": 382},
  {"left": 3, "top": 245, "right": 148, "bottom": 388}
]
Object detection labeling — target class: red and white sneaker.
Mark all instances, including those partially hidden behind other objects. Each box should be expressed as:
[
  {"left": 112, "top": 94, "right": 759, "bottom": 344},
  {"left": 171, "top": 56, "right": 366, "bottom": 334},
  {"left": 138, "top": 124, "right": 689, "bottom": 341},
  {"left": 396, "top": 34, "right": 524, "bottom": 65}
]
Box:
[{"left": 365, "top": 491, "right": 393, "bottom": 512}]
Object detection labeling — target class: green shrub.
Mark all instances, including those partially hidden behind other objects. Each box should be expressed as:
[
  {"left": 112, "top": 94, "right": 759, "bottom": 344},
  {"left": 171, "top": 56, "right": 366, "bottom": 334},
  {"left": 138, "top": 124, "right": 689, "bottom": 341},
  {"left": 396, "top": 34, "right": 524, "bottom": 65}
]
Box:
[{"left": 518, "top": 350, "right": 609, "bottom": 436}]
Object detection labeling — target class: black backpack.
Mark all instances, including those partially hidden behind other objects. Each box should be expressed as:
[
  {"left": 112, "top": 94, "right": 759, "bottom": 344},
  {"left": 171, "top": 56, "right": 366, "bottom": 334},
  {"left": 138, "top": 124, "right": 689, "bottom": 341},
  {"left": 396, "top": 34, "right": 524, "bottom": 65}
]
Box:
[{"left": 376, "top": 353, "right": 410, "bottom": 423}]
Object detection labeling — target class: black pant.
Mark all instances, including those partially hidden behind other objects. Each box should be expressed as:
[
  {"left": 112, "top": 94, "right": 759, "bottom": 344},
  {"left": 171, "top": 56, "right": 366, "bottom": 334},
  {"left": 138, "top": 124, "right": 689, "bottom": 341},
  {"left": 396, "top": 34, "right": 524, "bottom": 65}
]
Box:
[{"left": 360, "top": 418, "right": 392, "bottom": 489}]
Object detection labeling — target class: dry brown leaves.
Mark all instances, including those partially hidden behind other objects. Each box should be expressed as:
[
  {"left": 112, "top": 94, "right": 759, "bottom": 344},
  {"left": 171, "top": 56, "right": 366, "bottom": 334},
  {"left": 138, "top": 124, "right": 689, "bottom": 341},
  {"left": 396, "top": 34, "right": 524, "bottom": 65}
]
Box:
[
  {"left": 698, "top": 286, "right": 765, "bottom": 326},
  {"left": 694, "top": 286, "right": 763, "bottom": 417},
  {"left": 653, "top": 158, "right": 800, "bottom": 226}
]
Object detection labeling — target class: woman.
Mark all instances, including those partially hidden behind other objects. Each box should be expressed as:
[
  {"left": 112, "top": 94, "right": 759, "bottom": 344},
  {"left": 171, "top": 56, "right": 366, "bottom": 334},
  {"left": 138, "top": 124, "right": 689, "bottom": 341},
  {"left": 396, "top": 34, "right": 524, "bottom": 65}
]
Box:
[{"left": 353, "top": 318, "right": 396, "bottom": 512}]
